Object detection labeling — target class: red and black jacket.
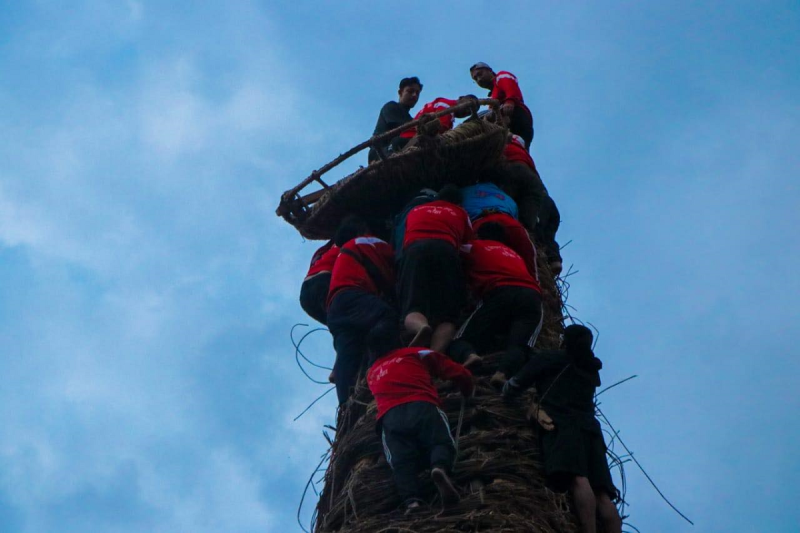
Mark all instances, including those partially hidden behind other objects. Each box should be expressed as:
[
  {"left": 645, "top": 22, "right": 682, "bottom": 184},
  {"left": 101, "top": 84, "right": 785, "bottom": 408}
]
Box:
[
  {"left": 403, "top": 200, "right": 473, "bottom": 249},
  {"left": 367, "top": 347, "right": 474, "bottom": 420},
  {"left": 327, "top": 236, "right": 395, "bottom": 308},
  {"left": 460, "top": 239, "right": 541, "bottom": 297}
]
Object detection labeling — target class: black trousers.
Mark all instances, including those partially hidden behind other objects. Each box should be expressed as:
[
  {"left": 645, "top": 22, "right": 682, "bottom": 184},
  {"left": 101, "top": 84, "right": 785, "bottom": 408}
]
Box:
[
  {"left": 499, "top": 162, "right": 546, "bottom": 232},
  {"left": 299, "top": 273, "right": 331, "bottom": 325},
  {"left": 510, "top": 106, "right": 534, "bottom": 149},
  {"left": 535, "top": 195, "right": 561, "bottom": 264},
  {"left": 397, "top": 239, "right": 466, "bottom": 325},
  {"left": 327, "top": 289, "right": 398, "bottom": 404},
  {"left": 381, "top": 401, "right": 456, "bottom": 504},
  {"left": 451, "top": 286, "right": 543, "bottom": 376}
]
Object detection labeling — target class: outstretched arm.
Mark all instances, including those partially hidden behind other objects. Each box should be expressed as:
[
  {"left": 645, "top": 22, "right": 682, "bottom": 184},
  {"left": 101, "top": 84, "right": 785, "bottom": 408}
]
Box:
[
  {"left": 420, "top": 350, "right": 475, "bottom": 397},
  {"left": 503, "top": 351, "right": 564, "bottom": 397}
]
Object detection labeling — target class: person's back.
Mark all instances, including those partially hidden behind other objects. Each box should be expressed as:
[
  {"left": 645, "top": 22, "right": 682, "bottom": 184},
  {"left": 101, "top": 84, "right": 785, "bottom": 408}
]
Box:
[
  {"left": 327, "top": 235, "right": 394, "bottom": 308},
  {"left": 299, "top": 240, "right": 339, "bottom": 325},
  {"left": 403, "top": 199, "right": 473, "bottom": 250},
  {"left": 461, "top": 182, "right": 519, "bottom": 221},
  {"left": 460, "top": 238, "right": 540, "bottom": 297},
  {"left": 368, "top": 346, "right": 473, "bottom": 420}
]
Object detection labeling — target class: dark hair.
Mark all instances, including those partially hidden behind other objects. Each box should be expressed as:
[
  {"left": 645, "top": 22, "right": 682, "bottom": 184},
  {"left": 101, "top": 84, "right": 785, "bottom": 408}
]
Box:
[
  {"left": 367, "top": 323, "right": 403, "bottom": 366},
  {"left": 399, "top": 77, "right": 423, "bottom": 90},
  {"left": 334, "top": 215, "right": 368, "bottom": 247},
  {"left": 476, "top": 222, "right": 507, "bottom": 244},
  {"left": 436, "top": 184, "right": 462, "bottom": 205},
  {"left": 563, "top": 324, "right": 593, "bottom": 352}
]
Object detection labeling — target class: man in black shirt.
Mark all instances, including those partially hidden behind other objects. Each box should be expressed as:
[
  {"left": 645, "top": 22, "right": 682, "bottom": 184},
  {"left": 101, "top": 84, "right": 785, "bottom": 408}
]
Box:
[
  {"left": 503, "top": 325, "right": 622, "bottom": 533},
  {"left": 367, "top": 77, "right": 422, "bottom": 163}
]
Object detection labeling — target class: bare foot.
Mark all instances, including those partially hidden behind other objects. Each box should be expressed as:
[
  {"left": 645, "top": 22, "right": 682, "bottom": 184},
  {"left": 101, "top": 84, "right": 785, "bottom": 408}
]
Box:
[
  {"left": 408, "top": 325, "right": 433, "bottom": 348},
  {"left": 463, "top": 353, "right": 483, "bottom": 368},
  {"left": 489, "top": 371, "right": 507, "bottom": 388}
]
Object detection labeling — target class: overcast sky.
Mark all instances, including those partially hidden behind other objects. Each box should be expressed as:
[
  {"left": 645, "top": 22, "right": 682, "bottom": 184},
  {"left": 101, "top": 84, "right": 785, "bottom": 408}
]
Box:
[{"left": 1, "top": 1, "right": 798, "bottom": 532}]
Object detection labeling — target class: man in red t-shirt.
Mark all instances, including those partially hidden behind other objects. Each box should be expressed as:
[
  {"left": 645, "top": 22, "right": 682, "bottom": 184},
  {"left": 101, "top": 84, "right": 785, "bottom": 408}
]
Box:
[
  {"left": 469, "top": 62, "right": 534, "bottom": 149},
  {"left": 299, "top": 240, "right": 339, "bottom": 325},
  {"left": 327, "top": 216, "right": 398, "bottom": 405},
  {"left": 450, "top": 223, "right": 543, "bottom": 388},
  {"left": 396, "top": 185, "right": 473, "bottom": 353},
  {"left": 366, "top": 323, "right": 474, "bottom": 512}
]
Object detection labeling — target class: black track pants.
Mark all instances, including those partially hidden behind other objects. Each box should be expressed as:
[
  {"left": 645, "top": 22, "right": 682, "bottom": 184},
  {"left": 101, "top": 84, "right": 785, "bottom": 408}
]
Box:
[
  {"left": 327, "top": 289, "right": 398, "bottom": 404},
  {"left": 381, "top": 401, "right": 455, "bottom": 504},
  {"left": 450, "top": 286, "right": 543, "bottom": 376}
]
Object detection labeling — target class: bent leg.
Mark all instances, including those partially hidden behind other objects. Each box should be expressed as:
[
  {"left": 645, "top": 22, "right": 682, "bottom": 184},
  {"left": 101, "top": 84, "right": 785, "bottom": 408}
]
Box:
[
  {"left": 382, "top": 422, "right": 421, "bottom": 504},
  {"left": 499, "top": 289, "right": 543, "bottom": 376},
  {"left": 431, "top": 322, "right": 456, "bottom": 353},
  {"left": 596, "top": 491, "right": 622, "bottom": 533},
  {"left": 571, "top": 476, "right": 597, "bottom": 533}
]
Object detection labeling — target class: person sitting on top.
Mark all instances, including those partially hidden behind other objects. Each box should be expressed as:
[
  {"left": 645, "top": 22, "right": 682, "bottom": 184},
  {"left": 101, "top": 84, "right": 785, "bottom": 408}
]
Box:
[
  {"left": 502, "top": 325, "right": 622, "bottom": 533},
  {"left": 299, "top": 240, "right": 338, "bottom": 325},
  {"left": 368, "top": 77, "right": 423, "bottom": 163},
  {"left": 469, "top": 62, "right": 534, "bottom": 149},
  {"left": 396, "top": 184, "right": 472, "bottom": 353},
  {"left": 450, "top": 222, "right": 543, "bottom": 385},
  {"left": 461, "top": 179, "right": 538, "bottom": 278},
  {"left": 326, "top": 215, "right": 398, "bottom": 404},
  {"left": 366, "top": 322, "right": 474, "bottom": 513},
  {"left": 398, "top": 96, "right": 475, "bottom": 140}
]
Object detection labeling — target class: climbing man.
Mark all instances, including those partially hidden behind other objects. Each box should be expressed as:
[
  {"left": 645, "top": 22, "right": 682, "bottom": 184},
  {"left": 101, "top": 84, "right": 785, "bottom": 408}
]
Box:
[
  {"left": 367, "top": 322, "right": 474, "bottom": 513},
  {"left": 502, "top": 324, "right": 622, "bottom": 533},
  {"left": 497, "top": 133, "right": 562, "bottom": 275},
  {"left": 326, "top": 215, "right": 398, "bottom": 404},
  {"left": 461, "top": 178, "right": 539, "bottom": 278},
  {"left": 449, "top": 222, "right": 543, "bottom": 385},
  {"left": 299, "top": 240, "right": 338, "bottom": 325},
  {"left": 367, "top": 77, "right": 423, "bottom": 163},
  {"left": 396, "top": 184, "right": 472, "bottom": 353},
  {"left": 469, "top": 62, "right": 534, "bottom": 149}
]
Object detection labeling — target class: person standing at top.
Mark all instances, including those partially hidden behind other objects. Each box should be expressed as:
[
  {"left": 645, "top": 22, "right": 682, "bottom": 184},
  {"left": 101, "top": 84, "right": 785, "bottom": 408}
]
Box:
[
  {"left": 469, "top": 62, "right": 534, "bottom": 149},
  {"left": 368, "top": 77, "right": 423, "bottom": 163}
]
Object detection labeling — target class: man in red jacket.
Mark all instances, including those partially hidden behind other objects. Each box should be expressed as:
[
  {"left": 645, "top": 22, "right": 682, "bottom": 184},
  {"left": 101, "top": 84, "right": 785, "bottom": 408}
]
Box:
[
  {"left": 450, "top": 222, "right": 543, "bottom": 388},
  {"left": 469, "top": 62, "right": 534, "bottom": 149},
  {"left": 367, "top": 323, "right": 474, "bottom": 512},
  {"left": 299, "top": 240, "right": 339, "bottom": 325},
  {"left": 327, "top": 216, "right": 398, "bottom": 405},
  {"left": 397, "top": 184, "right": 473, "bottom": 353}
]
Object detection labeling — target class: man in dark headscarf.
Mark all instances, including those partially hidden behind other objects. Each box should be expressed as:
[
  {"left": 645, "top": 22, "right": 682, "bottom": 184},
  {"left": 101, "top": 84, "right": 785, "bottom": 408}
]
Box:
[{"left": 503, "top": 325, "right": 622, "bottom": 533}]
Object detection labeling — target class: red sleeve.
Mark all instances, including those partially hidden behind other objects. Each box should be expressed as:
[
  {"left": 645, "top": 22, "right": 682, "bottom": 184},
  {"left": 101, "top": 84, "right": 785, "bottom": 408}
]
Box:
[
  {"left": 419, "top": 350, "right": 474, "bottom": 396},
  {"left": 495, "top": 72, "right": 524, "bottom": 105}
]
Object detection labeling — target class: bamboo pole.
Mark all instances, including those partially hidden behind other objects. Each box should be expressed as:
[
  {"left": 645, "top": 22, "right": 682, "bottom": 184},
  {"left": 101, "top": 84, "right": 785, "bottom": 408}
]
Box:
[{"left": 277, "top": 98, "right": 499, "bottom": 213}]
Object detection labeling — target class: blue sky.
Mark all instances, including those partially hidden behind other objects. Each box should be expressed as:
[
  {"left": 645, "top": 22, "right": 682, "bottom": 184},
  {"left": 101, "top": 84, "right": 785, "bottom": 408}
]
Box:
[{"left": 1, "top": 1, "right": 798, "bottom": 532}]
